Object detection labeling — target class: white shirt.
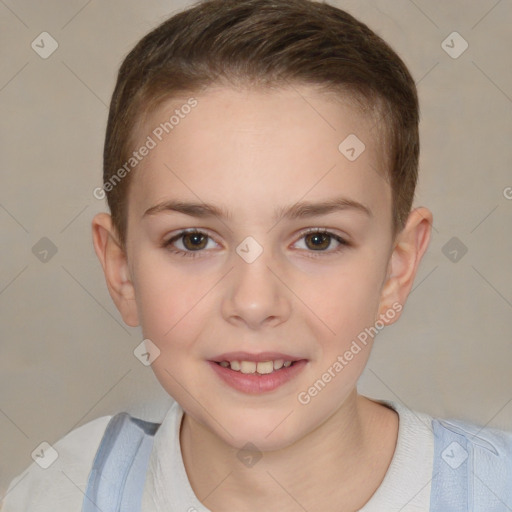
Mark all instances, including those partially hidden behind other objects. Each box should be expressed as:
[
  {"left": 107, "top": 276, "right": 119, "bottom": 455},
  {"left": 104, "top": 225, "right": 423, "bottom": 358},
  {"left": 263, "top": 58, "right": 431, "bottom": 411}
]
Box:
[{"left": 2, "top": 399, "right": 434, "bottom": 511}]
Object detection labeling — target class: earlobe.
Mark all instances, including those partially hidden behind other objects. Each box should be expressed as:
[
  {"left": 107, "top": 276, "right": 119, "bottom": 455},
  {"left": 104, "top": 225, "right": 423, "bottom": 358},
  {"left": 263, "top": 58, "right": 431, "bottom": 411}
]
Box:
[
  {"left": 377, "top": 207, "right": 433, "bottom": 324},
  {"left": 91, "top": 213, "right": 140, "bottom": 327}
]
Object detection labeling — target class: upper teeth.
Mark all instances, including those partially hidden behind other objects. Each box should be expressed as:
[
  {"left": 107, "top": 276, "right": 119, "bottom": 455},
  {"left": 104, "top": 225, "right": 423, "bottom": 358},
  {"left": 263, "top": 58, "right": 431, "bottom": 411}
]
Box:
[{"left": 219, "top": 360, "right": 293, "bottom": 374}]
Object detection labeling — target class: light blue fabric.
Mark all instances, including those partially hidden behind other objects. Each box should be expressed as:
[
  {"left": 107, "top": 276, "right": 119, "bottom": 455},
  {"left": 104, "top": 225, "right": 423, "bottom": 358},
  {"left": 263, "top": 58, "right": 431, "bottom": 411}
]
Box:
[
  {"left": 430, "top": 417, "right": 512, "bottom": 511},
  {"left": 84, "top": 412, "right": 512, "bottom": 511},
  {"left": 82, "top": 413, "right": 159, "bottom": 512}
]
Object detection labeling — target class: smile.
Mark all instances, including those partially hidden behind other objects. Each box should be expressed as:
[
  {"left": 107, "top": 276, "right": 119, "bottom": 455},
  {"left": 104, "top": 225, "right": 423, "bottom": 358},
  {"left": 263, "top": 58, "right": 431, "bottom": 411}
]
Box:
[
  {"left": 209, "top": 359, "right": 308, "bottom": 394},
  {"left": 216, "top": 359, "right": 293, "bottom": 374}
]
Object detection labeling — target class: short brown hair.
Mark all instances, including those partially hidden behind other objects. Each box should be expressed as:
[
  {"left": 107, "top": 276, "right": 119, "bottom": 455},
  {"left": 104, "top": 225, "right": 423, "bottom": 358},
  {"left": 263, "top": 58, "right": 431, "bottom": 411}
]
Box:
[{"left": 103, "top": 0, "right": 419, "bottom": 249}]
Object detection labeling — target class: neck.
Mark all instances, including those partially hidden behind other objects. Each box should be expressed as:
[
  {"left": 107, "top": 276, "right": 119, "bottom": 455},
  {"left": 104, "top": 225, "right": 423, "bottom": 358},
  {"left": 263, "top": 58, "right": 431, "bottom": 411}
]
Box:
[{"left": 180, "top": 391, "right": 398, "bottom": 512}]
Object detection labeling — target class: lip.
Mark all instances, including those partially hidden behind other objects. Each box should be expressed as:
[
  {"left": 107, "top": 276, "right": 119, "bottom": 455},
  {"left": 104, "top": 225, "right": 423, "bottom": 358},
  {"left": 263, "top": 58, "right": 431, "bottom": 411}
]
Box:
[
  {"left": 208, "top": 359, "right": 308, "bottom": 394},
  {"left": 210, "top": 351, "right": 304, "bottom": 363}
]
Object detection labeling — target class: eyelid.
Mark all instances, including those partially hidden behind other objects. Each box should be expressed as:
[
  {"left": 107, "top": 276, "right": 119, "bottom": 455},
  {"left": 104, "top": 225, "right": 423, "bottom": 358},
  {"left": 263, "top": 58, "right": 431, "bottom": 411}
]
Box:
[{"left": 295, "top": 226, "right": 349, "bottom": 241}]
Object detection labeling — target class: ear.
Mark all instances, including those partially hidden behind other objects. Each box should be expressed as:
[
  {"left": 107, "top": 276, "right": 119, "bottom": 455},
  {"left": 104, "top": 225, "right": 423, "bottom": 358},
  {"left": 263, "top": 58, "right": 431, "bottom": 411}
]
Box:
[
  {"left": 377, "top": 207, "right": 433, "bottom": 325},
  {"left": 91, "top": 213, "right": 140, "bottom": 327}
]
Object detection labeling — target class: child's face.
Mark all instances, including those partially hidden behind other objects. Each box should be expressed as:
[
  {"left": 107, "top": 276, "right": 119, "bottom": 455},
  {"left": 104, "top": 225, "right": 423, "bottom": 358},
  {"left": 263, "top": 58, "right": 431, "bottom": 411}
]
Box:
[{"left": 103, "top": 85, "right": 417, "bottom": 450}]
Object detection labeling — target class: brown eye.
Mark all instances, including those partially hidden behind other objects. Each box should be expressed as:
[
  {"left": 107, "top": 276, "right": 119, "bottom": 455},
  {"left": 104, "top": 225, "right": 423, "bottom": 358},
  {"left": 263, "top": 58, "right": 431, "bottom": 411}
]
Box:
[
  {"left": 304, "top": 232, "right": 331, "bottom": 251},
  {"left": 164, "top": 229, "right": 217, "bottom": 258},
  {"left": 294, "top": 228, "right": 350, "bottom": 258},
  {"left": 181, "top": 232, "right": 208, "bottom": 250}
]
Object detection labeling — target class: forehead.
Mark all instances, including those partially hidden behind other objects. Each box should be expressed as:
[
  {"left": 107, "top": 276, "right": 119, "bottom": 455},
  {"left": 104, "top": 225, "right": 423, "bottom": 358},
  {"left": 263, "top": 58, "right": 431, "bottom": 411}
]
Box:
[{"left": 129, "top": 85, "right": 390, "bottom": 222}]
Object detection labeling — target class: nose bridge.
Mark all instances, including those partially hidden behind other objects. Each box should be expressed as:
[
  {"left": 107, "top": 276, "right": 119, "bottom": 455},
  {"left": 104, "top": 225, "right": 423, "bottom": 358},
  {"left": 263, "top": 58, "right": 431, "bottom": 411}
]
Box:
[{"left": 222, "top": 238, "right": 291, "bottom": 328}]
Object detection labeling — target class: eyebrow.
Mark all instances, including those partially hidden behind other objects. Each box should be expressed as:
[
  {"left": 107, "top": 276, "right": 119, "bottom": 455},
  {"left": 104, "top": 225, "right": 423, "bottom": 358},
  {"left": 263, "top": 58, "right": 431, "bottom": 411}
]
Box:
[{"left": 142, "top": 196, "right": 372, "bottom": 222}]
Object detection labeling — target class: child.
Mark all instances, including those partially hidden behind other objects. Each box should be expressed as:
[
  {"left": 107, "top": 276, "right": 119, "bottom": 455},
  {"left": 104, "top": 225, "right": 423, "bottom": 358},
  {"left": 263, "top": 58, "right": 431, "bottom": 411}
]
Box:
[{"left": 3, "top": 0, "right": 512, "bottom": 510}]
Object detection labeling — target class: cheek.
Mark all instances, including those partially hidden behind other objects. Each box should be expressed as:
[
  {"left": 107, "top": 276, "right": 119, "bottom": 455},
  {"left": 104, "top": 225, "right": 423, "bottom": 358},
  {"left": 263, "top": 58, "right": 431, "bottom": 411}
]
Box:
[
  {"left": 131, "top": 254, "right": 209, "bottom": 342},
  {"left": 299, "top": 253, "right": 386, "bottom": 343},
  {"left": 132, "top": 261, "right": 209, "bottom": 400}
]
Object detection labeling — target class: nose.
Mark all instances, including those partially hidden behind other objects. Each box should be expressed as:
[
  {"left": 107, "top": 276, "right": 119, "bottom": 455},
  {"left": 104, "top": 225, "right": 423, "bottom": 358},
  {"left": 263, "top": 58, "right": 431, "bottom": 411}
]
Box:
[{"left": 221, "top": 248, "right": 292, "bottom": 330}]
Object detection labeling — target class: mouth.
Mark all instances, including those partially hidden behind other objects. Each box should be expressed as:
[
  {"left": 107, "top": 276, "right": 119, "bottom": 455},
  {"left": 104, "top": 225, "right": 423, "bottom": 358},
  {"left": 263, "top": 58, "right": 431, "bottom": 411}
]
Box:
[{"left": 208, "top": 352, "right": 308, "bottom": 394}]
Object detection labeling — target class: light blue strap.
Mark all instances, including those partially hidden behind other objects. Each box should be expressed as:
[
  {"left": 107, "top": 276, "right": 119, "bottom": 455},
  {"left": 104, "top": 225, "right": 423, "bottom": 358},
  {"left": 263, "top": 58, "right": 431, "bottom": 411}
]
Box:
[
  {"left": 82, "top": 413, "right": 160, "bottom": 512},
  {"left": 430, "top": 418, "right": 470, "bottom": 512},
  {"left": 431, "top": 417, "right": 512, "bottom": 512}
]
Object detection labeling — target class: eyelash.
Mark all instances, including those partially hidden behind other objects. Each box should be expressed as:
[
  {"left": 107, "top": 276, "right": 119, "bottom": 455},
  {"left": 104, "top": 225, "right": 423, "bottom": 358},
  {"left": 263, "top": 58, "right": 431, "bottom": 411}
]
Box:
[{"left": 162, "top": 227, "right": 350, "bottom": 259}]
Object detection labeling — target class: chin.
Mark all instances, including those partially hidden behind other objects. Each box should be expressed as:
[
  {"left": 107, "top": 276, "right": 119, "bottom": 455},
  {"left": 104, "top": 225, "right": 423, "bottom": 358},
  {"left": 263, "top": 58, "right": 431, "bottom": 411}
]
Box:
[{"left": 213, "top": 411, "right": 307, "bottom": 452}]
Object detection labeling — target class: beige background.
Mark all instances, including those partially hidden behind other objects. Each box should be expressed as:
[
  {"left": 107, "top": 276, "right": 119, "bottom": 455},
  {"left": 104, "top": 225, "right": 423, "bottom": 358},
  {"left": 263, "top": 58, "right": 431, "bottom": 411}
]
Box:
[{"left": 1, "top": 0, "right": 511, "bottom": 497}]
